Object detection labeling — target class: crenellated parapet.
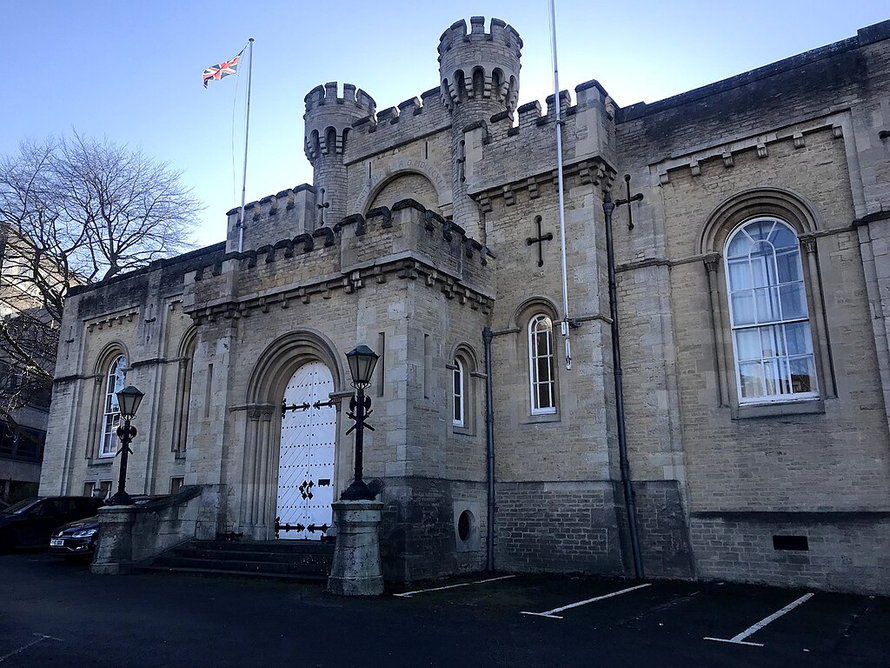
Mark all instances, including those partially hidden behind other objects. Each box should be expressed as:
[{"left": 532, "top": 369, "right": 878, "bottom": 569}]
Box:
[
  {"left": 184, "top": 199, "right": 496, "bottom": 324},
  {"left": 224, "top": 184, "right": 317, "bottom": 254},
  {"left": 460, "top": 80, "right": 617, "bottom": 198},
  {"left": 438, "top": 17, "right": 522, "bottom": 114},
  {"left": 303, "top": 82, "right": 376, "bottom": 164},
  {"left": 344, "top": 88, "right": 452, "bottom": 162}
]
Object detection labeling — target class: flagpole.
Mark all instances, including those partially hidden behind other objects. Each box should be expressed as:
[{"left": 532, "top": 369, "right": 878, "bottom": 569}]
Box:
[
  {"left": 549, "top": 0, "right": 571, "bottom": 371},
  {"left": 237, "top": 38, "right": 254, "bottom": 253}
]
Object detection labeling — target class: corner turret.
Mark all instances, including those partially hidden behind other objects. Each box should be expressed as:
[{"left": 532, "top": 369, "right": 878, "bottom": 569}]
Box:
[
  {"left": 303, "top": 82, "right": 376, "bottom": 226},
  {"left": 438, "top": 17, "right": 522, "bottom": 115},
  {"left": 438, "top": 17, "right": 522, "bottom": 240}
]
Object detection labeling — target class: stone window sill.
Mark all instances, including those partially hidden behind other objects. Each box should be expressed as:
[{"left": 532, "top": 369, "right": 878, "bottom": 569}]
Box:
[
  {"left": 730, "top": 398, "right": 824, "bottom": 420},
  {"left": 520, "top": 412, "right": 561, "bottom": 425}
]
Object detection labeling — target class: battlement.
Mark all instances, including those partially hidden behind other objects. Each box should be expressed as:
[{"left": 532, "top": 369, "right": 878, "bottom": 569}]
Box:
[
  {"left": 467, "top": 81, "right": 616, "bottom": 195},
  {"left": 190, "top": 199, "right": 495, "bottom": 319},
  {"left": 437, "top": 17, "right": 522, "bottom": 59},
  {"left": 304, "top": 82, "right": 376, "bottom": 115},
  {"left": 344, "top": 88, "right": 452, "bottom": 160}
]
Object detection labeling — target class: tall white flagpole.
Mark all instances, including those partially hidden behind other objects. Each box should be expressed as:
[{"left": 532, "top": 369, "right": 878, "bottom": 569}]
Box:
[
  {"left": 549, "top": 1, "right": 571, "bottom": 371},
  {"left": 237, "top": 38, "right": 255, "bottom": 253}
]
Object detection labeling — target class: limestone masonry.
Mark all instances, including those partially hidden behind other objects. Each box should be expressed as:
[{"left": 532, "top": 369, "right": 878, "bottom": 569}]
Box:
[{"left": 41, "top": 16, "right": 890, "bottom": 593}]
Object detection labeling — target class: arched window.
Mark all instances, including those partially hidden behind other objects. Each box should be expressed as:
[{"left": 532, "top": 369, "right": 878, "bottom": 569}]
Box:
[
  {"left": 529, "top": 314, "right": 556, "bottom": 414},
  {"left": 452, "top": 358, "right": 465, "bottom": 427},
  {"left": 725, "top": 218, "right": 818, "bottom": 403},
  {"left": 99, "top": 355, "right": 127, "bottom": 457}
]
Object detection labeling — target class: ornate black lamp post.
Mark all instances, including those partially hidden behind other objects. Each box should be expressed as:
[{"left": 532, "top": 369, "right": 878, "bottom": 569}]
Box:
[
  {"left": 108, "top": 385, "right": 144, "bottom": 506},
  {"left": 340, "top": 345, "right": 379, "bottom": 501}
]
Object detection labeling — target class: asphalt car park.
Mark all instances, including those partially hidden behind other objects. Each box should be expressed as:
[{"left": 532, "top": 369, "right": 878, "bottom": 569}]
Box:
[{"left": 1, "top": 552, "right": 887, "bottom": 667}]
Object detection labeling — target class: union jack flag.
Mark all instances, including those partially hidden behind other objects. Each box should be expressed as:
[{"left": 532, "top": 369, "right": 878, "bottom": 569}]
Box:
[{"left": 203, "top": 51, "right": 242, "bottom": 88}]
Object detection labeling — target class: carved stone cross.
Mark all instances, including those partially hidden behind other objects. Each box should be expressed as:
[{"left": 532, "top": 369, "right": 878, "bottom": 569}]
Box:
[
  {"left": 526, "top": 216, "right": 553, "bottom": 267},
  {"left": 317, "top": 188, "right": 330, "bottom": 225}
]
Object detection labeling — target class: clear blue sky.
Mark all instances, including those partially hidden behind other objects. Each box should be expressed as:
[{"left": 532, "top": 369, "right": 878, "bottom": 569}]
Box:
[{"left": 3, "top": 1, "right": 887, "bottom": 248}]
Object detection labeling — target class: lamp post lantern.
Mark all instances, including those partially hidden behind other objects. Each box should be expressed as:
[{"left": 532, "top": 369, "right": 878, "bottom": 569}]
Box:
[
  {"left": 108, "top": 385, "right": 144, "bottom": 506},
  {"left": 341, "top": 345, "right": 379, "bottom": 501}
]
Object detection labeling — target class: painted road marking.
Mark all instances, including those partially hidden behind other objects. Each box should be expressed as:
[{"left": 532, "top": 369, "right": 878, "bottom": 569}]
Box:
[
  {"left": 521, "top": 583, "right": 653, "bottom": 619},
  {"left": 704, "top": 592, "right": 815, "bottom": 647},
  {"left": 393, "top": 574, "right": 516, "bottom": 597},
  {"left": 0, "top": 633, "right": 62, "bottom": 664}
]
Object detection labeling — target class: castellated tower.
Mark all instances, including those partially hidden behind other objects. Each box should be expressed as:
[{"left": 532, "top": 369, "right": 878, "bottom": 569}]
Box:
[
  {"left": 438, "top": 16, "right": 521, "bottom": 238},
  {"left": 304, "top": 82, "right": 376, "bottom": 227}
]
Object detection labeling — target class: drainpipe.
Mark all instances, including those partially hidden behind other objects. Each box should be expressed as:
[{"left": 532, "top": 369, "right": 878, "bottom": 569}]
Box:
[
  {"left": 602, "top": 193, "right": 644, "bottom": 579},
  {"left": 483, "top": 326, "right": 496, "bottom": 572}
]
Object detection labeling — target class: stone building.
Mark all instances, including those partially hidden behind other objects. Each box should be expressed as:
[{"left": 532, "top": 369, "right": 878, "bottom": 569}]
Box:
[{"left": 40, "top": 16, "right": 890, "bottom": 593}]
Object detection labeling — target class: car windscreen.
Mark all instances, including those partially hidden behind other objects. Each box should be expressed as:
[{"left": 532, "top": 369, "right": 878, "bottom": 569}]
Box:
[{"left": 2, "top": 498, "right": 40, "bottom": 515}]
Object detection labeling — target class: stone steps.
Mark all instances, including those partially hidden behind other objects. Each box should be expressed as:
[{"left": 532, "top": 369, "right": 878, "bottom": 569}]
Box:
[{"left": 138, "top": 539, "right": 334, "bottom": 583}]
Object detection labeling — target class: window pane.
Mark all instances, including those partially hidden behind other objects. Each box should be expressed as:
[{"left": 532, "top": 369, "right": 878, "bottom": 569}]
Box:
[
  {"left": 755, "top": 287, "right": 780, "bottom": 323},
  {"left": 762, "top": 359, "right": 782, "bottom": 396},
  {"left": 727, "top": 260, "right": 752, "bottom": 290},
  {"left": 539, "top": 383, "right": 552, "bottom": 409},
  {"left": 775, "top": 250, "right": 801, "bottom": 283},
  {"left": 779, "top": 283, "right": 807, "bottom": 319},
  {"left": 739, "top": 362, "right": 763, "bottom": 398},
  {"left": 784, "top": 322, "right": 812, "bottom": 355},
  {"left": 731, "top": 291, "right": 755, "bottom": 325},
  {"left": 537, "top": 355, "right": 551, "bottom": 383},
  {"left": 759, "top": 325, "right": 785, "bottom": 357},
  {"left": 736, "top": 329, "right": 761, "bottom": 361},
  {"left": 727, "top": 234, "right": 751, "bottom": 259},
  {"left": 789, "top": 356, "right": 817, "bottom": 393},
  {"left": 770, "top": 225, "right": 797, "bottom": 250}
]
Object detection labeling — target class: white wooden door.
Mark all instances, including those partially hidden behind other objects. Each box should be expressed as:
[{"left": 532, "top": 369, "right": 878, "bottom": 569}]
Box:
[{"left": 276, "top": 361, "right": 336, "bottom": 540}]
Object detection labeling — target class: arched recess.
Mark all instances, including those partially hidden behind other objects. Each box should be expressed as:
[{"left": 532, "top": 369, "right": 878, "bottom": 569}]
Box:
[
  {"left": 246, "top": 329, "right": 344, "bottom": 405},
  {"left": 87, "top": 341, "right": 129, "bottom": 460},
  {"left": 367, "top": 172, "right": 439, "bottom": 212},
  {"left": 448, "top": 342, "right": 480, "bottom": 434},
  {"left": 171, "top": 327, "right": 197, "bottom": 454},
  {"left": 697, "top": 188, "right": 835, "bottom": 411},
  {"left": 239, "top": 330, "right": 345, "bottom": 537},
  {"left": 353, "top": 158, "right": 452, "bottom": 215},
  {"left": 509, "top": 298, "right": 562, "bottom": 418},
  {"left": 697, "top": 187, "right": 820, "bottom": 256}
]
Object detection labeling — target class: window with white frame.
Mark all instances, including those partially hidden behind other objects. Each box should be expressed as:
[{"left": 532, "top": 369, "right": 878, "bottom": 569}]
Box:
[
  {"left": 452, "top": 358, "right": 465, "bottom": 427},
  {"left": 529, "top": 314, "right": 556, "bottom": 414},
  {"left": 725, "top": 218, "right": 818, "bottom": 404},
  {"left": 98, "top": 355, "right": 127, "bottom": 457}
]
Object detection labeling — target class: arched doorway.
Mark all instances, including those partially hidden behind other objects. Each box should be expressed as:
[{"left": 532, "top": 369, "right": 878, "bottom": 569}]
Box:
[{"left": 276, "top": 360, "right": 336, "bottom": 540}]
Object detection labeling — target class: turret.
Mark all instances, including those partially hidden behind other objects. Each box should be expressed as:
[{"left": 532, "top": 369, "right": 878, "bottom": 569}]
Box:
[
  {"left": 303, "top": 82, "right": 376, "bottom": 227},
  {"left": 438, "top": 17, "right": 522, "bottom": 116},
  {"left": 438, "top": 17, "right": 522, "bottom": 239}
]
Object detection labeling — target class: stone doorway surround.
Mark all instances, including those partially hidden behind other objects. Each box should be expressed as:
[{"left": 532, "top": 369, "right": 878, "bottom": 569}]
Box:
[{"left": 238, "top": 330, "right": 346, "bottom": 540}]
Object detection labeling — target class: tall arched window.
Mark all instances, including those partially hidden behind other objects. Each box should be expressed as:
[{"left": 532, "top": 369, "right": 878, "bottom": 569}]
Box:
[
  {"left": 452, "top": 358, "right": 465, "bottom": 427},
  {"left": 529, "top": 314, "right": 556, "bottom": 414},
  {"left": 99, "top": 355, "right": 127, "bottom": 457},
  {"left": 725, "top": 218, "right": 818, "bottom": 403}
]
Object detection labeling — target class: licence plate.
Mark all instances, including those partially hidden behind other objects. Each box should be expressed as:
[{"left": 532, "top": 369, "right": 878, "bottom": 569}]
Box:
[{"left": 50, "top": 539, "right": 64, "bottom": 547}]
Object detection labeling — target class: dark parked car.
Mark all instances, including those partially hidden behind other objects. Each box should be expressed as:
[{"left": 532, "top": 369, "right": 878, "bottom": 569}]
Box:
[
  {"left": 0, "top": 497, "right": 104, "bottom": 550},
  {"left": 49, "top": 516, "right": 101, "bottom": 559}
]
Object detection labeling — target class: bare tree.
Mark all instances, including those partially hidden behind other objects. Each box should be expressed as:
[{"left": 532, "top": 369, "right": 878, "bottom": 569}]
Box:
[{"left": 0, "top": 133, "right": 201, "bottom": 421}]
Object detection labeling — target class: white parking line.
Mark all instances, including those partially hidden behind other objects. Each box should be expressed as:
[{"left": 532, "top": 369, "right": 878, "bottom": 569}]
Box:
[
  {"left": 0, "top": 633, "right": 63, "bottom": 664},
  {"left": 704, "top": 592, "right": 815, "bottom": 647},
  {"left": 393, "top": 574, "right": 516, "bottom": 597},
  {"left": 521, "top": 583, "right": 652, "bottom": 619}
]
